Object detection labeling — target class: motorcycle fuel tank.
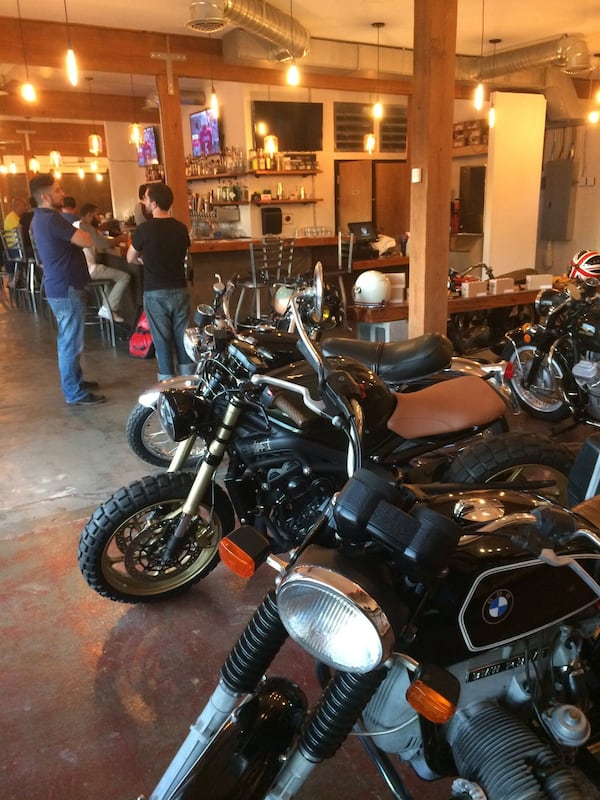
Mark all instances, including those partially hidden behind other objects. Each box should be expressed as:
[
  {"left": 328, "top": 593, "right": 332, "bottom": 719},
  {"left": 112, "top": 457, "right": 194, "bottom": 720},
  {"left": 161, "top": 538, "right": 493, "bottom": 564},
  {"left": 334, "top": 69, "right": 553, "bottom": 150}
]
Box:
[{"left": 415, "top": 490, "right": 600, "bottom": 660}]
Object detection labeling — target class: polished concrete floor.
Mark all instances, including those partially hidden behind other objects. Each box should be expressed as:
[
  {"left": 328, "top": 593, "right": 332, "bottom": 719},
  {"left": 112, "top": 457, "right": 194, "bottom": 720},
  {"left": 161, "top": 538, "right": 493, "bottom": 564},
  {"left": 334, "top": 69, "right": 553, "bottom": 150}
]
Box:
[{"left": 0, "top": 296, "right": 592, "bottom": 800}]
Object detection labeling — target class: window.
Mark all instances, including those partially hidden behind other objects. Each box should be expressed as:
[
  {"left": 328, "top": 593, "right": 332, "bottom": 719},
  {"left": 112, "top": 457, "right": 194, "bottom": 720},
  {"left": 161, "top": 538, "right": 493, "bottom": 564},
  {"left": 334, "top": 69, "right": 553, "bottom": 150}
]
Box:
[{"left": 334, "top": 102, "right": 408, "bottom": 153}]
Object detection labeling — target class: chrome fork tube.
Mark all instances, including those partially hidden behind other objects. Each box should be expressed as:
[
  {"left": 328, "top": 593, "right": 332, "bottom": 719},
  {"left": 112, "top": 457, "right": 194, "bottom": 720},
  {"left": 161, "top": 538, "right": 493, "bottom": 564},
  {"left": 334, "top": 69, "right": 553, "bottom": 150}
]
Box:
[{"left": 167, "top": 436, "right": 199, "bottom": 473}]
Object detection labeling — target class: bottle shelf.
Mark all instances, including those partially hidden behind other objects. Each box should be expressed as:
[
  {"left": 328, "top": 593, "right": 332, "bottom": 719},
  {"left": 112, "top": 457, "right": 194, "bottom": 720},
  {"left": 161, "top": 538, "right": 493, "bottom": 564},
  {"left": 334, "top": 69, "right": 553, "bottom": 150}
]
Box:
[
  {"left": 252, "top": 198, "right": 322, "bottom": 206},
  {"left": 253, "top": 169, "right": 320, "bottom": 177},
  {"left": 186, "top": 172, "right": 249, "bottom": 182}
]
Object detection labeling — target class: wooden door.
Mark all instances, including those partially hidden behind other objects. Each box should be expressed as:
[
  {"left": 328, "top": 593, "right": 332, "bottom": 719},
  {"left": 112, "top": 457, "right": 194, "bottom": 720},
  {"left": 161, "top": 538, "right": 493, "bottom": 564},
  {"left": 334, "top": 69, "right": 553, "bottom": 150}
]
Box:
[
  {"left": 375, "top": 161, "right": 410, "bottom": 239},
  {"left": 336, "top": 161, "right": 372, "bottom": 233}
]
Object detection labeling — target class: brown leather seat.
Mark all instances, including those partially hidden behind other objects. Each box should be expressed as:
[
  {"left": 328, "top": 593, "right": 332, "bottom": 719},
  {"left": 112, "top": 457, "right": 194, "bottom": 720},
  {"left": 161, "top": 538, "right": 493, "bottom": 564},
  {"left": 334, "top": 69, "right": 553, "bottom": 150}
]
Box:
[{"left": 572, "top": 495, "right": 600, "bottom": 529}]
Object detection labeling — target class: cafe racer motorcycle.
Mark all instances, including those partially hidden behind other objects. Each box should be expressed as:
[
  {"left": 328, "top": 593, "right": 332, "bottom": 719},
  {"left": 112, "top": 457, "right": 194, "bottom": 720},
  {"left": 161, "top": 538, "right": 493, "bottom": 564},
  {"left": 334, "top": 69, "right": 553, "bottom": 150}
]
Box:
[
  {"left": 502, "top": 259, "right": 600, "bottom": 424},
  {"left": 136, "top": 444, "right": 600, "bottom": 800},
  {"left": 78, "top": 264, "right": 573, "bottom": 604}
]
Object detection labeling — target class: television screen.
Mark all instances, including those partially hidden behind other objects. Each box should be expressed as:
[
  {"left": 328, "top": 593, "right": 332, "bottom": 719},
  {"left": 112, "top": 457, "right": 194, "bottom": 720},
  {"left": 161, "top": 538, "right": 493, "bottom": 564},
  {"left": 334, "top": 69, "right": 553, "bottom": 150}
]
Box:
[
  {"left": 137, "top": 126, "right": 160, "bottom": 167},
  {"left": 252, "top": 101, "right": 323, "bottom": 152},
  {"left": 190, "top": 109, "right": 221, "bottom": 156}
]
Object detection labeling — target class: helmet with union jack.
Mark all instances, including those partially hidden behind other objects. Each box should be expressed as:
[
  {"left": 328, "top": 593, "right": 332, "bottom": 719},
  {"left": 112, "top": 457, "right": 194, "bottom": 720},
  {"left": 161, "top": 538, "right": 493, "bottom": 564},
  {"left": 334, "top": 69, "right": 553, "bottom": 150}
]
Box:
[{"left": 569, "top": 249, "right": 600, "bottom": 280}]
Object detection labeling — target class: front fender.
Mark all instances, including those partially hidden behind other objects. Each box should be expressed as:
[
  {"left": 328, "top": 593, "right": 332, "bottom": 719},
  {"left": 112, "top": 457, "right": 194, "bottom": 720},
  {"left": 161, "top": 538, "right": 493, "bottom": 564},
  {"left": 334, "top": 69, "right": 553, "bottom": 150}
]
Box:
[{"left": 138, "top": 374, "right": 201, "bottom": 409}]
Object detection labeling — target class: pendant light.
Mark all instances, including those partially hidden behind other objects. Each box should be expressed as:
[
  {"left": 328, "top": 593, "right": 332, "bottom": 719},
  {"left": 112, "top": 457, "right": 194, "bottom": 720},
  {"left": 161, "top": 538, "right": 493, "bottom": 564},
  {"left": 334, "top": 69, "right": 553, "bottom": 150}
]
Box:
[
  {"left": 49, "top": 149, "right": 62, "bottom": 169},
  {"left": 487, "top": 38, "right": 500, "bottom": 128},
  {"left": 208, "top": 34, "right": 219, "bottom": 119},
  {"left": 63, "top": 0, "right": 78, "bottom": 87},
  {"left": 9, "top": 160, "right": 17, "bottom": 174},
  {"left": 128, "top": 74, "right": 142, "bottom": 146},
  {"left": 286, "top": 0, "right": 300, "bottom": 86},
  {"left": 589, "top": 55, "right": 600, "bottom": 124},
  {"left": 16, "top": 0, "right": 36, "bottom": 103},
  {"left": 473, "top": 0, "right": 486, "bottom": 110},
  {"left": 372, "top": 22, "right": 384, "bottom": 120},
  {"left": 364, "top": 133, "right": 376, "bottom": 155},
  {"left": 28, "top": 156, "right": 39, "bottom": 173},
  {"left": 86, "top": 77, "right": 103, "bottom": 156}
]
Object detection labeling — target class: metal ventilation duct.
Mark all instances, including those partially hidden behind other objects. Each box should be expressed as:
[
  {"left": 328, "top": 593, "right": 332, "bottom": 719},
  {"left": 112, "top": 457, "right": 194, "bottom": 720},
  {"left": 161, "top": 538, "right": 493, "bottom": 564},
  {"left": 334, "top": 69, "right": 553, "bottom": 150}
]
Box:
[
  {"left": 186, "top": 0, "right": 310, "bottom": 60},
  {"left": 456, "top": 35, "right": 591, "bottom": 81}
]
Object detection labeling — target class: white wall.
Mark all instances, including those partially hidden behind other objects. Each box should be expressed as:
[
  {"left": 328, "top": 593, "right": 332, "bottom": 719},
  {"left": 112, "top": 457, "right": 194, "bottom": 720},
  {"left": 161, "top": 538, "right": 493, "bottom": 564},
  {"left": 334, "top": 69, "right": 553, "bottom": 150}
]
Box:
[{"left": 104, "top": 120, "right": 147, "bottom": 222}]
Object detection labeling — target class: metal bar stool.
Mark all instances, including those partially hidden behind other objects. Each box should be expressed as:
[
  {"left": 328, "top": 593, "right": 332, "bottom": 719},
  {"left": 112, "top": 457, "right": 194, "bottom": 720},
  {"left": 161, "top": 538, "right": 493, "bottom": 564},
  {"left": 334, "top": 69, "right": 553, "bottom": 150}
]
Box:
[
  {"left": 234, "top": 236, "right": 295, "bottom": 327},
  {"left": 86, "top": 280, "right": 116, "bottom": 346},
  {"left": 0, "top": 228, "right": 31, "bottom": 310}
]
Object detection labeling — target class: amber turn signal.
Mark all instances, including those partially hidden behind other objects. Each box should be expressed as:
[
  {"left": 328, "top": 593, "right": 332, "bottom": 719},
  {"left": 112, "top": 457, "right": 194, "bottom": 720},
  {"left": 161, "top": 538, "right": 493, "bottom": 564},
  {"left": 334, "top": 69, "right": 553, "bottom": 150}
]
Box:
[
  {"left": 405, "top": 664, "right": 460, "bottom": 724},
  {"left": 218, "top": 526, "right": 271, "bottom": 578}
]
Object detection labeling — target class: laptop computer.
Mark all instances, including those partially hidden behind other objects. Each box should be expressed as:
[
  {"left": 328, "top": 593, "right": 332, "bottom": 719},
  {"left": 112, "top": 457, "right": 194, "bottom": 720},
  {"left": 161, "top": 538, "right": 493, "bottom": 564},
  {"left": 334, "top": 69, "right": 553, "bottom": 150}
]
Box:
[{"left": 348, "top": 221, "right": 378, "bottom": 243}]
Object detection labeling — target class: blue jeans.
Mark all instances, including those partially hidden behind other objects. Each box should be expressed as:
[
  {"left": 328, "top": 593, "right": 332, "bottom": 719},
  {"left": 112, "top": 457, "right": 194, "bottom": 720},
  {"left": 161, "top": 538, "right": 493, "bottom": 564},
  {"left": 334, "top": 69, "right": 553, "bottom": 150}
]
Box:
[
  {"left": 47, "top": 287, "right": 88, "bottom": 403},
  {"left": 144, "top": 288, "right": 194, "bottom": 381}
]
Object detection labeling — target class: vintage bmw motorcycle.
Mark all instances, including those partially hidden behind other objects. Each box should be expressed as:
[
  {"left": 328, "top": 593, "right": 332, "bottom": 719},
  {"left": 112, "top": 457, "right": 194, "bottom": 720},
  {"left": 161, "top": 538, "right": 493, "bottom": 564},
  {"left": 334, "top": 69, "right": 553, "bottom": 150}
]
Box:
[
  {"left": 135, "top": 420, "right": 600, "bottom": 800},
  {"left": 502, "top": 269, "right": 600, "bottom": 424},
  {"left": 78, "top": 265, "right": 573, "bottom": 604}
]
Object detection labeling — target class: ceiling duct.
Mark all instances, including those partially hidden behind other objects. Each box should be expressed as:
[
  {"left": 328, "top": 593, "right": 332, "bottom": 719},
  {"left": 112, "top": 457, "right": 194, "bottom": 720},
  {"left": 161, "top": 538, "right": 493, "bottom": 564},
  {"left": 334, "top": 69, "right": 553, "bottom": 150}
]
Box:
[
  {"left": 186, "top": 0, "right": 310, "bottom": 60},
  {"left": 456, "top": 35, "right": 591, "bottom": 81}
]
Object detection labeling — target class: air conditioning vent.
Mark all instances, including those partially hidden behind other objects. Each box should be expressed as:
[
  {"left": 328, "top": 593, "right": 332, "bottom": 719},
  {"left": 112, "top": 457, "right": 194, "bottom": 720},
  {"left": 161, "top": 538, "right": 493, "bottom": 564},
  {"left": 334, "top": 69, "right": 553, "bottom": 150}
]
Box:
[{"left": 186, "top": 1, "right": 226, "bottom": 33}]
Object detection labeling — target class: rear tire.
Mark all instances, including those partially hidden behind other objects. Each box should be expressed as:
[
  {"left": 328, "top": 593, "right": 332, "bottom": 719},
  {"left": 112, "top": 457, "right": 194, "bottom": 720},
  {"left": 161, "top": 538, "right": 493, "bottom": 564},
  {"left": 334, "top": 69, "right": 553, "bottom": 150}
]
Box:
[
  {"left": 78, "top": 472, "right": 234, "bottom": 603},
  {"left": 502, "top": 340, "right": 570, "bottom": 421},
  {"left": 126, "top": 403, "right": 205, "bottom": 469},
  {"left": 446, "top": 433, "right": 573, "bottom": 504}
]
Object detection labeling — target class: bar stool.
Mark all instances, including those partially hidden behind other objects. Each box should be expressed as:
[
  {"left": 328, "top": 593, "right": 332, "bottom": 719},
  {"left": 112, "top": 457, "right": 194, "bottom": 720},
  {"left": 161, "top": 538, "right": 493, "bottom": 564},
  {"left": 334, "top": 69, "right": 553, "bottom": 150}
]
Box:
[
  {"left": 0, "top": 228, "right": 31, "bottom": 310},
  {"left": 86, "top": 280, "right": 116, "bottom": 346},
  {"left": 234, "top": 236, "right": 295, "bottom": 327}
]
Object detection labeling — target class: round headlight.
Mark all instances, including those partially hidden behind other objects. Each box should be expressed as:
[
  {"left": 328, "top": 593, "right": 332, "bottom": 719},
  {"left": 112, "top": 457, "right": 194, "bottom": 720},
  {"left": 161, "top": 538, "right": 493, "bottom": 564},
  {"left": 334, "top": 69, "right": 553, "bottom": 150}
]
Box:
[
  {"left": 534, "top": 288, "right": 568, "bottom": 317},
  {"left": 276, "top": 565, "right": 393, "bottom": 672},
  {"left": 157, "top": 389, "right": 206, "bottom": 442}
]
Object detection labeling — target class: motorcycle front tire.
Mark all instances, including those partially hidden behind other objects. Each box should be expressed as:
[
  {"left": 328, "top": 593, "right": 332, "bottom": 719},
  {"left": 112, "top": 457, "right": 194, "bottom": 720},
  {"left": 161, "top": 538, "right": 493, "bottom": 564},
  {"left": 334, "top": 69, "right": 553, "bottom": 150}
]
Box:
[
  {"left": 501, "top": 339, "right": 570, "bottom": 421},
  {"left": 446, "top": 432, "right": 573, "bottom": 504},
  {"left": 126, "top": 403, "right": 205, "bottom": 469},
  {"left": 78, "top": 472, "right": 235, "bottom": 603}
]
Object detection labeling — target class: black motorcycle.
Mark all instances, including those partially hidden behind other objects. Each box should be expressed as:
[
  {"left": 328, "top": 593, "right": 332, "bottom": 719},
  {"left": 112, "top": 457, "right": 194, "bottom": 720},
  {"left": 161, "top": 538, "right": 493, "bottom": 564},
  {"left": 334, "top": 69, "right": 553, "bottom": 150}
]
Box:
[
  {"left": 137, "top": 439, "right": 600, "bottom": 800},
  {"left": 502, "top": 276, "right": 600, "bottom": 423},
  {"left": 78, "top": 264, "right": 573, "bottom": 604}
]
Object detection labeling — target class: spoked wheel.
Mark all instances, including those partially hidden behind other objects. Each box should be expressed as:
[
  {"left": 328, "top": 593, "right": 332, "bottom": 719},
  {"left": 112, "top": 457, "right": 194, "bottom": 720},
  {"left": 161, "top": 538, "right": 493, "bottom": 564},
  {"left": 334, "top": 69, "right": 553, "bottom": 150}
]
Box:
[
  {"left": 78, "top": 472, "right": 235, "bottom": 603},
  {"left": 446, "top": 433, "right": 573, "bottom": 504},
  {"left": 126, "top": 403, "right": 206, "bottom": 468},
  {"left": 501, "top": 340, "right": 570, "bottom": 421}
]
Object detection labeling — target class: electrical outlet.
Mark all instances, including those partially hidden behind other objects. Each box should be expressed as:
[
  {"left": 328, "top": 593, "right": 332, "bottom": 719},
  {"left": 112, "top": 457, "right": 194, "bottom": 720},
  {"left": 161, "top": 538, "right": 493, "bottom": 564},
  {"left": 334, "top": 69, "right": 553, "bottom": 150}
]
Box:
[{"left": 283, "top": 213, "right": 294, "bottom": 225}]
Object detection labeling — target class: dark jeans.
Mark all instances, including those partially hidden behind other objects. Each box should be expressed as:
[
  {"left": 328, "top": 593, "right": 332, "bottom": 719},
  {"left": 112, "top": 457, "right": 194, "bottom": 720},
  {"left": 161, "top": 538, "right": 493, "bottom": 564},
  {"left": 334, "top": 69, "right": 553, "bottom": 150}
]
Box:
[
  {"left": 47, "top": 287, "right": 88, "bottom": 403},
  {"left": 144, "top": 288, "right": 194, "bottom": 380}
]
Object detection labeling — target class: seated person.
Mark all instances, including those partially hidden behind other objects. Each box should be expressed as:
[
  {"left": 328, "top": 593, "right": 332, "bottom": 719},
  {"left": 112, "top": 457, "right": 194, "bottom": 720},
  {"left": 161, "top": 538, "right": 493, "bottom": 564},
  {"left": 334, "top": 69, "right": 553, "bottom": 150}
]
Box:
[
  {"left": 78, "top": 203, "right": 131, "bottom": 323},
  {"left": 61, "top": 197, "right": 79, "bottom": 224}
]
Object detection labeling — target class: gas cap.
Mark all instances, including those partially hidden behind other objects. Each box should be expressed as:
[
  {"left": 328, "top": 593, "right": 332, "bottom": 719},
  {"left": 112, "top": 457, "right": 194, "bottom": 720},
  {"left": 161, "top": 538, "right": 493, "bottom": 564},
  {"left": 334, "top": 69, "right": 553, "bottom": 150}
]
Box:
[{"left": 452, "top": 496, "right": 505, "bottom": 523}]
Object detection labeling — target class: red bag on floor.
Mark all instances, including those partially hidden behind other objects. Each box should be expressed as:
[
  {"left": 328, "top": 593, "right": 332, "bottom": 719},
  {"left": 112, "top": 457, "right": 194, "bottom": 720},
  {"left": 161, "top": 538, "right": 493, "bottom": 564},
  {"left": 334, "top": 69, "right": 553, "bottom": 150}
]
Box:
[{"left": 129, "top": 310, "right": 155, "bottom": 359}]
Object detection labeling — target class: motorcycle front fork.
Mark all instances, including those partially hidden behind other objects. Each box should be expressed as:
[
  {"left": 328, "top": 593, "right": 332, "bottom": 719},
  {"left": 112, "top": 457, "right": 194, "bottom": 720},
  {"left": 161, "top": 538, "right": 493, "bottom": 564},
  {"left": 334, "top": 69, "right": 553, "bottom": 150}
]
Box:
[
  {"left": 147, "top": 589, "right": 388, "bottom": 800},
  {"left": 163, "top": 395, "right": 244, "bottom": 562}
]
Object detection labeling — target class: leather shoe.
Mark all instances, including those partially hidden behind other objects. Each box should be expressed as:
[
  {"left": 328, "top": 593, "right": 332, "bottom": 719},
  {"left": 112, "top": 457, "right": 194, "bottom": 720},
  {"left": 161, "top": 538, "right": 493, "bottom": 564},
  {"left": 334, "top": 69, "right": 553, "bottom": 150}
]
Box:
[
  {"left": 81, "top": 380, "right": 99, "bottom": 391},
  {"left": 68, "top": 393, "right": 106, "bottom": 406}
]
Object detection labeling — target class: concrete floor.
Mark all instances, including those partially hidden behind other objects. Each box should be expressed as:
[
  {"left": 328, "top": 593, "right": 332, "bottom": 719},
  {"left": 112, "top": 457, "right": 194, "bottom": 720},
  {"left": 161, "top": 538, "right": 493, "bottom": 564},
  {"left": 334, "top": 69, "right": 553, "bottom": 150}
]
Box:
[{"left": 0, "top": 297, "right": 592, "bottom": 800}]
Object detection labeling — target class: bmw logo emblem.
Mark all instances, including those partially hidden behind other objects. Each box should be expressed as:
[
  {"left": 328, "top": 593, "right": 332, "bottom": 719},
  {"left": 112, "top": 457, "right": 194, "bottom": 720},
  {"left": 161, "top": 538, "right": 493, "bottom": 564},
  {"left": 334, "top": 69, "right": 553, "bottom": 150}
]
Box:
[{"left": 482, "top": 589, "right": 514, "bottom": 624}]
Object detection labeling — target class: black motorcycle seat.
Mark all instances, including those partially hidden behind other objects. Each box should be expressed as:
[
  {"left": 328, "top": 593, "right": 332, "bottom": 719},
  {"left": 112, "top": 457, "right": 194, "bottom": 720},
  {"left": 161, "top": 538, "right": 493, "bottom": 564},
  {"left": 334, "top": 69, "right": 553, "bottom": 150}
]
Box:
[{"left": 322, "top": 333, "right": 453, "bottom": 383}]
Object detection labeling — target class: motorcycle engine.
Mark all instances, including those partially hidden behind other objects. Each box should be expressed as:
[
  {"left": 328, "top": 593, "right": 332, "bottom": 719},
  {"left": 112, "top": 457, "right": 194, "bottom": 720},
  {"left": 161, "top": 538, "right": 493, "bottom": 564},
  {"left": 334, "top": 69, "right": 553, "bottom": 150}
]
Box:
[{"left": 260, "top": 462, "right": 336, "bottom": 549}]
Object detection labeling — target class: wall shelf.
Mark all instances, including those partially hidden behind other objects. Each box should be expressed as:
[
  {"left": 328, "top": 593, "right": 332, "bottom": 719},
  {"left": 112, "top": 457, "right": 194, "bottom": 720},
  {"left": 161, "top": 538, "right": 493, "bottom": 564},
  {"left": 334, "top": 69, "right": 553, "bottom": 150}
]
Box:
[
  {"left": 252, "top": 198, "right": 322, "bottom": 206},
  {"left": 253, "top": 169, "right": 321, "bottom": 177},
  {"left": 186, "top": 172, "right": 248, "bottom": 182}
]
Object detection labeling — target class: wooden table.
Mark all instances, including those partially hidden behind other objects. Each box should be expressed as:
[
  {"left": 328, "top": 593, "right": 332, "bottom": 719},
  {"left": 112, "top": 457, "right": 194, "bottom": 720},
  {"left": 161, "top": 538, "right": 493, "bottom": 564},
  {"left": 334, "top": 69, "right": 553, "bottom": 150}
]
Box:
[{"left": 348, "top": 289, "right": 539, "bottom": 325}]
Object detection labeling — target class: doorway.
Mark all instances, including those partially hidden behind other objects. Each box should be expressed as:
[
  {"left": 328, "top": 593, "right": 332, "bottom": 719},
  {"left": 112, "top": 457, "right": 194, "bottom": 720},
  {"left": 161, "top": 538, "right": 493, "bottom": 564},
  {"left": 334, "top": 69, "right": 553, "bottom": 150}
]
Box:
[{"left": 335, "top": 159, "right": 410, "bottom": 240}]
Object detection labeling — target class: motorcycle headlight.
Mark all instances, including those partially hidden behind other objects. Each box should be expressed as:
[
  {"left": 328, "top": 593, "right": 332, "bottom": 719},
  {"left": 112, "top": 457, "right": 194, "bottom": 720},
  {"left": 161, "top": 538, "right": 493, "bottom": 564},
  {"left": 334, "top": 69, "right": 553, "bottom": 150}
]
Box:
[
  {"left": 534, "top": 288, "right": 568, "bottom": 317},
  {"left": 276, "top": 548, "right": 396, "bottom": 672},
  {"left": 157, "top": 389, "right": 210, "bottom": 441}
]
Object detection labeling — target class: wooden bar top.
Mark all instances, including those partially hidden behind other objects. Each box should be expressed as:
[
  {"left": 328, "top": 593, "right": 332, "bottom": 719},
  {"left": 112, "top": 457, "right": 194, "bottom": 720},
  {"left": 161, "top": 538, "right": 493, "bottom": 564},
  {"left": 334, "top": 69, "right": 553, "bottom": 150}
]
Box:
[
  {"left": 189, "top": 235, "right": 338, "bottom": 254},
  {"left": 348, "top": 289, "right": 539, "bottom": 324}
]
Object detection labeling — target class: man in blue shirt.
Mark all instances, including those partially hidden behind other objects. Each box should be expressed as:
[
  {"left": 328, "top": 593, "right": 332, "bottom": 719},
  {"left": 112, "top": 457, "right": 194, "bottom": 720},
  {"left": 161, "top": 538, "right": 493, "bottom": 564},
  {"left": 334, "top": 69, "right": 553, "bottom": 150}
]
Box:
[{"left": 30, "top": 174, "right": 106, "bottom": 405}]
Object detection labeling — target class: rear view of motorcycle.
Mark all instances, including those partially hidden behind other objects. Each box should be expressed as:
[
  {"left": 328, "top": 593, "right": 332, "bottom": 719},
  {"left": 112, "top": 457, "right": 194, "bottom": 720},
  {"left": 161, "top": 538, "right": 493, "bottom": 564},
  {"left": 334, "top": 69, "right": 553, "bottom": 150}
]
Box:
[
  {"left": 136, "top": 453, "right": 600, "bottom": 800},
  {"left": 78, "top": 264, "right": 574, "bottom": 604},
  {"left": 503, "top": 256, "right": 600, "bottom": 425}
]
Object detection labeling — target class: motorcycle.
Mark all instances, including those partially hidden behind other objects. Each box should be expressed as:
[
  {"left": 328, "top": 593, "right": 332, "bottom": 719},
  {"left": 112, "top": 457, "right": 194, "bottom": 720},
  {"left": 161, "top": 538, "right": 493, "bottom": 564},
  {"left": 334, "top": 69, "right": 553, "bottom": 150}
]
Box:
[
  {"left": 78, "top": 264, "right": 573, "bottom": 604},
  {"left": 502, "top": 273, "right": 600, "bottom": 424},
  {"left": 135, "top": 419, "right": 600, "bottom": 800},
  {"left": 127, "top": 275, "right": 514, "bottom": 470}
]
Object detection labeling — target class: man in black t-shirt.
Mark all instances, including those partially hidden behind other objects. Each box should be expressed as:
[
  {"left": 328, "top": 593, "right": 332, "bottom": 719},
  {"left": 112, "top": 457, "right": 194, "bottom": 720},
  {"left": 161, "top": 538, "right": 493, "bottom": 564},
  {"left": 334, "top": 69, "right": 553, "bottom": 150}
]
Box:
[{"left": 127, "top": 183, "right": 194, "bottom": 380}]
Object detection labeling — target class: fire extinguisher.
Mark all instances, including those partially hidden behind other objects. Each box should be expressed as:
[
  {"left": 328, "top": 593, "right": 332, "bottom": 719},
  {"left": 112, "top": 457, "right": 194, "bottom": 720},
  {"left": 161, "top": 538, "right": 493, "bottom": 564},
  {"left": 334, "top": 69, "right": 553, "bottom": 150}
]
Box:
[{"left": 451, "top": 198, "right": 460, "bottom": 234}]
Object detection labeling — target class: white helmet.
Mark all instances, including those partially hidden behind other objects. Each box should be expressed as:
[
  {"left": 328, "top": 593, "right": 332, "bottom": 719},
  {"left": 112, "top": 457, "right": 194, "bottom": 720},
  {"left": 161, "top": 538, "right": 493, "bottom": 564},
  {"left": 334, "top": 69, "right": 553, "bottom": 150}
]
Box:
[{"left": 352, "top": 270, "right": 391, "bottom": 305}]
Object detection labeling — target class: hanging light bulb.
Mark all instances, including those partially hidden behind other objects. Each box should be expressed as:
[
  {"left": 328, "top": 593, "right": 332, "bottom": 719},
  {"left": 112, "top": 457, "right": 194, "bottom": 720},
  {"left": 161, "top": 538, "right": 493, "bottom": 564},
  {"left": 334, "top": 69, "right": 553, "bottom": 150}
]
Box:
[
  {"left": 487, "top": 39, "right": 500, "bottom": 127},
  {"left": 364, "top": 133, "right": 376, "bottom": 154},
  {"left": 28, "top": 156, "right": 39, "bottom": 173},
  {"left": 286, "top": 0, "right": 300, "bottom": 86},
  {"left": 9, "top": 161, "right": 17, "bottom": 175},
  {"left": 372, "top": 22, "right": 385, "bottom": 120},
  {"left": 95, "top": 172, "right": 103, "bottom": 182},
  {"left": 53, "top": 168, "right": 62, "bottom": 179},
  {"left": 64, "top": 0, "right": 78, "bottom": 87},
  {"left": 86, "top": 77, "right": 103, "bottom": 155},
  {"left": 78, "top": 166, "right": 85, "bottom": 179},
  {"left": 127, "top": 74, "right": 142, "bottom": 146},
  {"left": 49, "top": 150, "right": 62, "bottom": 169},
  {"left": 473, "top": 0, "right": 486, "bottom": 110},
  {"left": 589, "top": 54, "right": 600, "bottom": 124},
  {"left": 0, "top": 160, "right": 7, "bottom": 176},
  {"left": 210, "top": 84, "right": 219, "bottom": 118},
  {"left": 488, "top": 98, "right": 496, "bottom": 128},
  {"left": 90, "top": 160, "right": 98, "bottom": 172},
  {"left": 17, "top": 0, "right": 37, "bottom": 103}
]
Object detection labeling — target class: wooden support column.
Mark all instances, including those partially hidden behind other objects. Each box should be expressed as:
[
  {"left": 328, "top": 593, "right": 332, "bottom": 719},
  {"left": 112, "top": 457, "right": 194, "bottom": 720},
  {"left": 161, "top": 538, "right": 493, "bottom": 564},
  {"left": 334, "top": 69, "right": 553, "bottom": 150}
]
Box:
[
  {"left": 408, "top": 0, "right": 457, "bottom": 337},
  {"left": 155, "top": 73, "right": 189, "bottom": 228}
]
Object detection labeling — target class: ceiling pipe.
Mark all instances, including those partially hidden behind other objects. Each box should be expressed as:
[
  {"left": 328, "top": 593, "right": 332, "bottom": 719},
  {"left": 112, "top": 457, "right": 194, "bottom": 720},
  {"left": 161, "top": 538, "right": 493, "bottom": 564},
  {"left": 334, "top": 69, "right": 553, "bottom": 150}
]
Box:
[
  {"left": 456, "top": 35, "right": 591, "bottom": 81},
  {"left": 186, "top": 0, "right": 310, "bottom": 61}
]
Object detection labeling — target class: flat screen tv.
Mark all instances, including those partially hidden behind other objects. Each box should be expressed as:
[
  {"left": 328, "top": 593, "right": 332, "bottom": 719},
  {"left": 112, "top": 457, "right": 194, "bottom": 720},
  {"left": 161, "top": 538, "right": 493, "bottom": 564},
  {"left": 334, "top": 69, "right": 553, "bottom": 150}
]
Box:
[
  {"left": 137, "top": 126, "right": 160, "bottom": 167},
  {"left": 190, "top": 108, "right": 221, "bottom": 156},
  {"left": 252, "top": 101, "right": 323, "bottom": 152}
]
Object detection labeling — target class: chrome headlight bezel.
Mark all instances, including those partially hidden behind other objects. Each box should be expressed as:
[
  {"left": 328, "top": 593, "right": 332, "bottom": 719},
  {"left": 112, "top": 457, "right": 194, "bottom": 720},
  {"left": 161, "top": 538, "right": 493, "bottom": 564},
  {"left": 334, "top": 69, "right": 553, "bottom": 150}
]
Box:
[
  {"left": 276, "top": 549, "right": 396, "bottom": 673},
  {"left": 157, "top": 389, "right": 211, "bottom": 442}
]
